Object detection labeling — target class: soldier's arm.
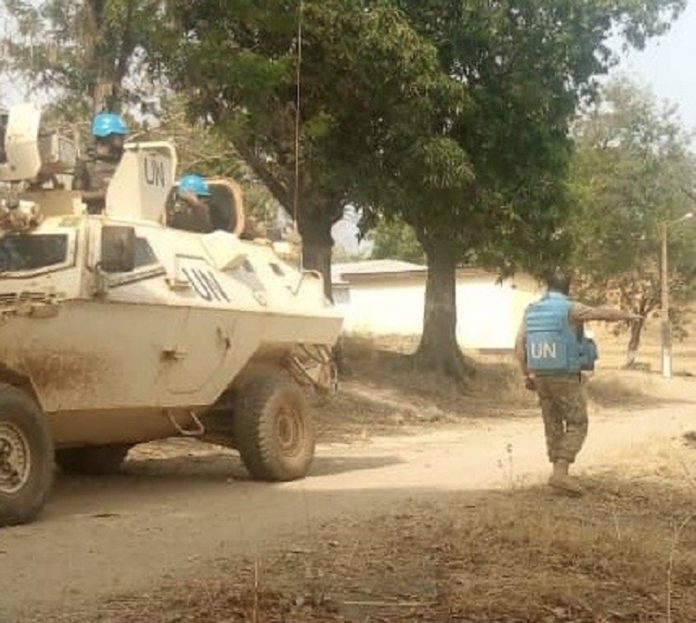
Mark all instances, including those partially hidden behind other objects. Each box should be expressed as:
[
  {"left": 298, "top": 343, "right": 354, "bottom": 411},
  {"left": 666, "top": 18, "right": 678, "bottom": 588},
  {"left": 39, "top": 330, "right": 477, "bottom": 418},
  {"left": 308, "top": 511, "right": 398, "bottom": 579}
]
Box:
[
  {"left": 182, "top": 194, "right": 212, "bottom": 232},
  {"left": 178, "top": 193, "right": 213, "bottom": 233},
  {"left": 514, "top": 321, "right": 528, "bottom": 374},
  {"left": 71, "top": 160, "right": 88, "bottom": 191},
  {"left": 570, "top": 302, "right": 640, "bottom": 323}
]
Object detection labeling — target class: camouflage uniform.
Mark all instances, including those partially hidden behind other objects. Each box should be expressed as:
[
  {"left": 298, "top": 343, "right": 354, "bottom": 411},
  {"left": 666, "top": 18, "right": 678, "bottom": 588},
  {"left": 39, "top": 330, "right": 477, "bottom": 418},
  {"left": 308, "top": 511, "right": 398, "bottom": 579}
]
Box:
[
  {"left": 515, "top": 301, "right": 633, "bottom": 466},
  {"left": 73, "top": 156, "right": 118, "bottom": 214},
  {"left": 535, "top": 374, "right": 587, "bottom": 463}
]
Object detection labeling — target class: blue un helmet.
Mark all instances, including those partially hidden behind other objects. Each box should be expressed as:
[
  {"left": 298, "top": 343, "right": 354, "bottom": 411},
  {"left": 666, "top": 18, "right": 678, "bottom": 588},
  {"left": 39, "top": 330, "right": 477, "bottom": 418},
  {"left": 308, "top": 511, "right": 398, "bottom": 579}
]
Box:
[
  {"left": 91, "top": 112, "right": 128, "bottom": 138},
  {"left": 178, "top": 174, "right": 211, "bottom": 197}
]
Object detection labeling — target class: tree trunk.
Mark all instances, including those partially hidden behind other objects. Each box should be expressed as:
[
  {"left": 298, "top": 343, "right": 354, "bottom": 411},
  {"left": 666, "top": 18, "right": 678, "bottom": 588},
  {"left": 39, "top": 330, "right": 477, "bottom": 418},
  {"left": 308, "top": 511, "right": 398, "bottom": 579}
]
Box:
[
  {"left": 298, "top": 207, "right": 345, "bottom": 376},
  {"left": 414, "top": 239, "right": 474, "bottom": 381},
  {"left": 624, "top": 317, "right": 645, "bottom": 369},
  {"left": 298, "top": 214, "right": 334, "bottom": 302}
]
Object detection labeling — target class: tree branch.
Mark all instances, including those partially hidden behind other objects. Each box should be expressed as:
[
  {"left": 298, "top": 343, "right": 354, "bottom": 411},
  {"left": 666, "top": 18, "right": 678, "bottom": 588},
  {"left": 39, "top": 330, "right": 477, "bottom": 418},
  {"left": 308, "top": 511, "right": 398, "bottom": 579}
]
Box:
[
  {"left": 234, "top": 141, "right": 291, "bottom": 210},
  {"left": 115, "top": 0, "right": 136, "bottom": 83}
]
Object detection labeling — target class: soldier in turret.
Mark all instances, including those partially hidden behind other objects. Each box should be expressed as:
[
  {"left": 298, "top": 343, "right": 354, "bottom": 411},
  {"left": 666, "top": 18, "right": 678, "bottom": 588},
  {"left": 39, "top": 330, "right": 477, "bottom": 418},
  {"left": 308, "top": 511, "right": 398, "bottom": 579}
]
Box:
[
  {"left": 168, "top": 174, "right": 213, "bottom": 233},
  {"left": 514, "top": 269, "right": 640, "bottom": 495},
  {"left": 73, "top": 112, "right": 128, "bottom": 214}
]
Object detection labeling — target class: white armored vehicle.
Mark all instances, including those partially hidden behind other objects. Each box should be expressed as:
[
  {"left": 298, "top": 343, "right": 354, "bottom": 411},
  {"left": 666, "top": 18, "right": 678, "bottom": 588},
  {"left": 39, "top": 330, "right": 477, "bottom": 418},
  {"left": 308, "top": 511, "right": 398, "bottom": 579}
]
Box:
[{"left": 0, "top": 104, "right": 342, "bottom": 526}]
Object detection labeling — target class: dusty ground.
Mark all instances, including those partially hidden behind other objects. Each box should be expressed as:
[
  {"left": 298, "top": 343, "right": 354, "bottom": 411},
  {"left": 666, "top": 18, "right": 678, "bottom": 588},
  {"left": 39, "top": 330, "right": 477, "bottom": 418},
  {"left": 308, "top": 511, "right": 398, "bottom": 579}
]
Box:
[
  {"left": 38, "top": 439, "right": 695, "bottom": 623},
  {"left": 0, "top": 344, "right": 694, "bottom": 622}
]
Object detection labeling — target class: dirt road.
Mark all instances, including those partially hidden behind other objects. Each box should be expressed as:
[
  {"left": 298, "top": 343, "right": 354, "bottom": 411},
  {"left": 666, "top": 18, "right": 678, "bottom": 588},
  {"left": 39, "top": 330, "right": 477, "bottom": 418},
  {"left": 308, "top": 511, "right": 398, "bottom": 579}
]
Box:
[{"left": 1, "top": 399, "right": 694, "bottom": 621}]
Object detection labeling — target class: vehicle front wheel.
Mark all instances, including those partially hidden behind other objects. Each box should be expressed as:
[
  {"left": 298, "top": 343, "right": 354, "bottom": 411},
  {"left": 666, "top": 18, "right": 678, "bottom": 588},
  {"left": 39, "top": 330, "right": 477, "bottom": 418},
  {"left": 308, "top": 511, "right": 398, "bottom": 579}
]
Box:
[
  {"left": 234, "top": 376, "right": 315, "bottom": 481},
  {"left": 0, "top": 384, "right": 54, "bottom": 527},
  {"left": 56, "top": 444, "right": 131, "bottom": 475}
]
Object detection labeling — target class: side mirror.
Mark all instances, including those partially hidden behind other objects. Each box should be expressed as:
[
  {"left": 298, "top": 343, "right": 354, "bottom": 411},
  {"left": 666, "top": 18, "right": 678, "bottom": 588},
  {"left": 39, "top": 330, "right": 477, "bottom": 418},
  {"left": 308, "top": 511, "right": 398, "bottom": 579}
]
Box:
[{"left": 101, "top": 225, "right": 135, "bottom": 273}]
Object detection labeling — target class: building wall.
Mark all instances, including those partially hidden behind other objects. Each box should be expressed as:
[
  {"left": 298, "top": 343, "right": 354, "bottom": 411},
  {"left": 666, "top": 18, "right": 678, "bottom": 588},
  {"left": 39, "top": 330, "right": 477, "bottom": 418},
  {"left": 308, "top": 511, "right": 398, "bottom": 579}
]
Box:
[
  {"left": 455, "top": 277, "right": 515, "bottom": 349},
  {"left": 335, "top": 277, "right": 425, "bottom": 335},
  {"left": 336, "top": 272, "right": 541, "bottom": 350}
]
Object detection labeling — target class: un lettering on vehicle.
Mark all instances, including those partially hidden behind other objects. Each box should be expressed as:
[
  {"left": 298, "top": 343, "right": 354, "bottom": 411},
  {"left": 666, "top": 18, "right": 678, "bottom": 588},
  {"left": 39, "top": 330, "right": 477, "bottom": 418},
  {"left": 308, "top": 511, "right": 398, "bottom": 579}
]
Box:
[
  {"left": 143, "top": 156, "right": 166, "bottom": 187},
  {"left": 180, "top": 263, "right": 230, "bottom": 303}
]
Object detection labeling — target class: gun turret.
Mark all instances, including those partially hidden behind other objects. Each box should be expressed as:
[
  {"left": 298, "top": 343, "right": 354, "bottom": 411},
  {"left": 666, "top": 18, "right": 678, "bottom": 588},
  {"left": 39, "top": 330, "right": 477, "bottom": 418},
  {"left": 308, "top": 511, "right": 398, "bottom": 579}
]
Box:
[{"left": 0, "top": 103, "right": 77, "bottom": 183}]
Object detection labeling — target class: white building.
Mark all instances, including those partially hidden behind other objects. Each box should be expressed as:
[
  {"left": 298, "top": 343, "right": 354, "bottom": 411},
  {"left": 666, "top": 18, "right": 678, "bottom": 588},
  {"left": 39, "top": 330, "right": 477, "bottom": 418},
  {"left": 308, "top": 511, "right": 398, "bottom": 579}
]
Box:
[{"left": 332, "top": 260, "right": 542, "bottom": 352}]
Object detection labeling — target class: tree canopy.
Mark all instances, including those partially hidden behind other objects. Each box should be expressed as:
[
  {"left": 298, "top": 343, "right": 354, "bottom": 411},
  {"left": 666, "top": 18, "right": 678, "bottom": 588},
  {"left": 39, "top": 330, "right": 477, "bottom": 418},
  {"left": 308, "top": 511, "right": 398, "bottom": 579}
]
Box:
[
  {"left": 568, "top": 78, "right": 696, "bottom": 365},
  {"left": 354, "top": 0, "right": 685, "bottom": 377},
  {"left": 153, "top": 0, "right": 464, "bottom": 298},
  {"left": 370, "top": 219, "right": 426, "bottom": 266},
  {"left": 1, "top": 0, "right": 164, "bottom": 116}
]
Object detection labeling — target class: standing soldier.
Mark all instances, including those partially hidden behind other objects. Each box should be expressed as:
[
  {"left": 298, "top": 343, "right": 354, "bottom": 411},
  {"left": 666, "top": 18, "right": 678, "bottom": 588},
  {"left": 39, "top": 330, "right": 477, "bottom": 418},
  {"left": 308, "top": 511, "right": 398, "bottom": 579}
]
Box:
[
  {"left": 168, "top": 174, "right": 213, "bottom": 233},
  {"left": 515, "top": 269, "right": 640, "bottom": 496},
  {"left": 73, "top": 112, "right": 128, "bottom": 214}
]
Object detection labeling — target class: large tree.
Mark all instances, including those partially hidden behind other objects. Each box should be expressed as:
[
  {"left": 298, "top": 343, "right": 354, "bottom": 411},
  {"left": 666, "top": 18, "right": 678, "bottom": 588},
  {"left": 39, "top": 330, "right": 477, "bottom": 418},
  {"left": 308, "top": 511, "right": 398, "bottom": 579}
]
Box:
[
  {"left": 569, "top": 78, "right": 696, "bottom": 367},
  {"left": 354, "top": 0, "right": 686, "bottom": 378},
  {"left": 153, "top": 0, "right": 461, "bottom": 299},
  {"left": 5, "top": 1, "right": 684, "bottom": 380},
  {"left": 1, "top": 0, "right": 164, "bottom": 117},
  {"left": 158, "top": 0, "right": 684, "bottom": 378}
]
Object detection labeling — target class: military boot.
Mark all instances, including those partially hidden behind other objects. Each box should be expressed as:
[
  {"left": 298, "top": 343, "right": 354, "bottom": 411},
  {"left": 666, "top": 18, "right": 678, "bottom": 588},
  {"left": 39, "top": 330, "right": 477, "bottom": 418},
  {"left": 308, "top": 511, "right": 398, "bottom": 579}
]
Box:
[{"left": 548, "top": 460, "right": 583, "bottom": 496}]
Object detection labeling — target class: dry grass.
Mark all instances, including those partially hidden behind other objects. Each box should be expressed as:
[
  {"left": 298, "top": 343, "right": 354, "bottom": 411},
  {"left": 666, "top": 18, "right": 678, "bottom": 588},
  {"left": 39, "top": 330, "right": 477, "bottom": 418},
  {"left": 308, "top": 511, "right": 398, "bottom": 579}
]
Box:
[
  {"left": 585, "top": 375, "right": 661, "bottom": 408},
  {"left": 42, "top": 441, "right": 696, "bottom": 623},
  {"left": 339, "top": 335, "right": 536, "bottom": 408},
  {"left": 588, "top": 317, "right": 696, "bottom": 376},
  {"left": 315, "top": 336, "right": 675, "bottom": 443},
  {"left": 313, "top": 335, "right": 543, "bottom": 443}
]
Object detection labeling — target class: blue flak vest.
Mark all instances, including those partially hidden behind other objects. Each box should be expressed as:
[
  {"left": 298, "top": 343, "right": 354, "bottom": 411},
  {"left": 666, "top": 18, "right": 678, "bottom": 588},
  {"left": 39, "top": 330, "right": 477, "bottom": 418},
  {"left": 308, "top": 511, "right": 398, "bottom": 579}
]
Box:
[{"left": 525, "top": 292, "right": 590, "bottom": 374}]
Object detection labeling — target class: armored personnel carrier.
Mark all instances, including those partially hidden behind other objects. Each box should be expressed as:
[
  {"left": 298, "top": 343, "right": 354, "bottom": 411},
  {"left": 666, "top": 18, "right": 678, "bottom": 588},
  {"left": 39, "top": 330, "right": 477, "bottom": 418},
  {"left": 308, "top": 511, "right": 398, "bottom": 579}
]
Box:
[{"left": 0, "top": 104, "right": 342, "bottom": 527}]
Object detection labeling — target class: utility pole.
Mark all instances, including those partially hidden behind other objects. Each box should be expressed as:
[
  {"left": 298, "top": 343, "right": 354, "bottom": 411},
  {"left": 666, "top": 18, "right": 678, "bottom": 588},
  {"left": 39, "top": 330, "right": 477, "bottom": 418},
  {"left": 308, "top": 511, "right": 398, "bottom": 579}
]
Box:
[
  {"left": 660, "top": 211, "right": 694, "bottom": 379},
  {"left": 660, "top": 221, "right": 671, "bottom": 378}
]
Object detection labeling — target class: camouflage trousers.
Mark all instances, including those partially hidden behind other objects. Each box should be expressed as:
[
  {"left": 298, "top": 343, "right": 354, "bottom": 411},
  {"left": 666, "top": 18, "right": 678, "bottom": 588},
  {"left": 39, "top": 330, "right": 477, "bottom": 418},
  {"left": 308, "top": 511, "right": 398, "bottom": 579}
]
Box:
[{"left": 535, "top": 374, "right": 588, "bottom": 464}]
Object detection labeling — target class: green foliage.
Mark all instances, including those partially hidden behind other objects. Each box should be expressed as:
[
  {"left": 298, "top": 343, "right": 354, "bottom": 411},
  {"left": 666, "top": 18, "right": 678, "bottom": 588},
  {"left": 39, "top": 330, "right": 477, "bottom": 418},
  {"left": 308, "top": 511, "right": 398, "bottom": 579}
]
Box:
[
  {"left": 1, "top": 0, "right": 163, "bottom": 115},
  {"left": 154, "top": 1, "right": 465, "bottom": 244},
  {"left": 568, "top": 78, "right": 696, "bottom": 342},
  {"left": 360, "top": 0, "right": 686, "bottom": 275},
  {"left": 370, "top": 219, "right": 426, "bottom": 265}
]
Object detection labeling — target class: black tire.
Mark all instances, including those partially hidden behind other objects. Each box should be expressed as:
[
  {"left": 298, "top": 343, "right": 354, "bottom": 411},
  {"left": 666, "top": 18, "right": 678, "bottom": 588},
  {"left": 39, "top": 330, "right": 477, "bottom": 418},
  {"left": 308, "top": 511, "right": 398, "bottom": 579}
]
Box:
[
  {"left": 55, "top": 444, "right": 131, "bottom": 475},
  {"left": 0, "top": 384, "right": 54, "bottom": 527},
  {"left": 234, "top": 376, "right": 315, "bottom": 481}
]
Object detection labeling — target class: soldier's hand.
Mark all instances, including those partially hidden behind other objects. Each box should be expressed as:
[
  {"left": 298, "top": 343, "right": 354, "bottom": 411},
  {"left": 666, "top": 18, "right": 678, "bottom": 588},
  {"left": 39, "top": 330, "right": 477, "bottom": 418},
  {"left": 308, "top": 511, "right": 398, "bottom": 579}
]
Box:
[{"left": 180, "top": 190, "right": 198, "bottom": 203}]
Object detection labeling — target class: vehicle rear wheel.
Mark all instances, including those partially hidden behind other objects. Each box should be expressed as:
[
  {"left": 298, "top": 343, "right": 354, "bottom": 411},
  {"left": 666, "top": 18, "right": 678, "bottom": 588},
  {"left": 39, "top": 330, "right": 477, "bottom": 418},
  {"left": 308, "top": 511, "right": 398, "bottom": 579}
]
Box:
[
  {"left": 0, "top": 384, "right": 54, "bottom": 527},
  {"left": 56, "top": 444, "right": 131, "bottom": 475},
  {"left": 234, "top": 376, "right": 315, "bottom": 481}
]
